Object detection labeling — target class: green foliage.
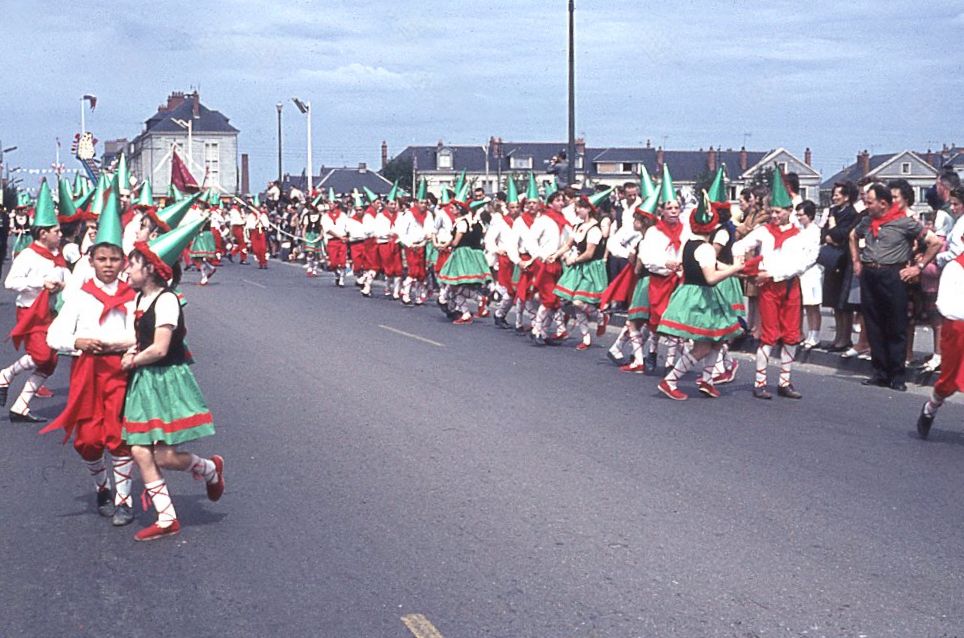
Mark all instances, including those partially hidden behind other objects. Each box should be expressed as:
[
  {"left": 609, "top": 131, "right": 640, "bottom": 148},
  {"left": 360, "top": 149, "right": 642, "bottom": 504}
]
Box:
[{"left": 381, "top": 156, "right": 413, "bottom": 191}]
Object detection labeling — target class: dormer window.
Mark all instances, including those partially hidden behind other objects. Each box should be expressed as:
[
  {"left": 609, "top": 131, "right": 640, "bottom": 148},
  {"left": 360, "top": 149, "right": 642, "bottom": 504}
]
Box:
[
  {"left": 900, "top": 162, "right": 911, "bottom": 175},
  {"left": 510, "top": 155, "right": 532, "bottom": 170},
  {"left": 437, "top": 148, "right": 453, "bottom": 170}
]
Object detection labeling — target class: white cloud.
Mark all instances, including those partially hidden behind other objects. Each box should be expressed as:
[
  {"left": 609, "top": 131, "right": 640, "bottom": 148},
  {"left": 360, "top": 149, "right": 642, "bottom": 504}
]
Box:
[{"left": 294, "top": 63, "right": 426, "bottom": 90}]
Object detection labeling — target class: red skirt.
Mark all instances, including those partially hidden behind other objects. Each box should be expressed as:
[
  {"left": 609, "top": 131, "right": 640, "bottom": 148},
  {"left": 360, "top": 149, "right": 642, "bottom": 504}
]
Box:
[
  {"left": 647, "top": 273, "right": 680, "bottom": 331},
  {"left": 404, "top": 246, "right": 427, "bottom": 280},
  {"left": 936, "top": 319, "right": 964, "bottom": 398}
]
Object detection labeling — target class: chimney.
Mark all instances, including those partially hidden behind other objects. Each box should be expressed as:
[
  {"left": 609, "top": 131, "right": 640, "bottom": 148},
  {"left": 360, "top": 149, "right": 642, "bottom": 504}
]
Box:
[
  {"left": 575, "top": 136, "right": 586, "bottom": 157},
  {"left": 645, "top": 139, "right": 651, "bottom": 149},
  {"left": 739, "top": 146, "right": 748, "bottom": 172},
  {"left": 358, "top": 162, "right": 367, "bottom": 173},
  {"left": 859, "top": 150, "right": 870, "bottom": 176},
  {"left": 492, "top": 136, "right": 502, "bottom": 158},
  {"left": 707, "top": 146, "right": 717, "bottom": 172},
  {"left": 656, "top": 147, "right": 665, "bottom": 174},
  {"left": 926, "top": 148, "right": 934, "bottom": 167},
  {"left": 437, "top": 139, "right": 444, "bottom": 151},
  {"left": 804, "top": 147, "right": 812, "bottom": 166},
  {"left": 162, "top": 91, "right": 187, "bottom": 113},
  {"left": 381, "top": 140, "right": 388, "bottom": 169},
  {"left": 241, "top": 153, "right": 250, "bottom": 195},
  {"left": 191, "top": 91, "right": 200, "bottom": 119}
]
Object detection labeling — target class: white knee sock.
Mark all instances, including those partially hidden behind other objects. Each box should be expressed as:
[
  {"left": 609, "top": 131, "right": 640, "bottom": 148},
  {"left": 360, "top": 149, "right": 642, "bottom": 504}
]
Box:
[
  {"left": 1, "top": 354, "right": 35, "bottom": 386},
  {"left": 11, "top": 372, "right": 47, "bottom": 414},
  {"left": 779, "top": 344, "right": 796, "bottom": 387},
  {"left": 85, "top": 457, "right": 108, "bottom": 492},
  {"left": 188, "top": 453, "right": 217, "bottom": 484},
  {"left": 609, "top": 325, "right": 629, "bottom": 356},
  {"left": 924, "top": 390, "right": 945, "bottom": 417},
  {"left": 144, "top": 479, "right": 177, "bottom": 527},
  {"left": 665, "top": 350, "right": 699, "bottom": 389},
  {"left": 112, "top": 456, "right": 134, "bottom": 507},
  {"left": 755, "top": 344, "right": 773, "bottom": 388},
  {"left": 628, "top": 328, "right": 644, "bottom": 365}
]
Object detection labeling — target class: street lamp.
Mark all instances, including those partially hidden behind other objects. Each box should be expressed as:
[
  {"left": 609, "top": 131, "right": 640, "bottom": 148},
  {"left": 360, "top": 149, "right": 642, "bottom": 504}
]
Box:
[
  {"left": 292, "top": 97, "right": 312, "bottom": 194},
  {"left": 171, "top": 118, "right": 193, "bottom": 163},
  {"left": 567, "top": 0, "right": 576, "bottom": 187},
  {"left": 276, "top": 102, "right": 283, "bottom": 185}
]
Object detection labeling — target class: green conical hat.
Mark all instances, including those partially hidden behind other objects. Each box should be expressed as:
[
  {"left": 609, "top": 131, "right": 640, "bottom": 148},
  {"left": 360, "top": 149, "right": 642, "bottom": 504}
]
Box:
[
  {"left": 327, "top": 187, "right": 336, "bottom": 202},
  {"left": 115, "top": 153, "right": 131, "bottom": 195},
  {"left": 93, "top": 186, "right": 124, "bottom": 248},
  {"left": 386, "top": 180, "right": 399, "bottom": 202},
  {"left": 469, "top": 199, "right": 487, "bottom": 211},
  {"left": 134, "top": 179, "right": 154, "bottom": 207},
  {"left": 505, "top": 177, "right": 519, "bottom": 204},
  {"left": 89, "top": 173, "right": 108, "bottom": 216},
  {"left": 100, "top": 174, "right": 122, "bottom": 224},
  {"left": 455, "top": 180, "right": 470, "bottom": 203},
  {"left": 770, "top": 165, "right": 793, "bottom": 209},
  {"left": 157, "top": 192, "right": 202, "bottom": 230},
  {"left": 352, "top": 193, "right": 364, "bottom": 208},
  {"left": 72, "top": 172, "right": 87, "bottom": 198},
  {"left": 454, "top": 169, "right": 467, "bottom": 195},
  {"left": 692, "top": 190, "right": 715, "bottom": 227},
  {"left": 363, "top": 186, "right": 378, "bottom": 204},
  {"left": 439, "top": 187, "right": 451, "bottom": 205},
  {"left": 588, "top": 186, "right": 615, "bottom": 208},
  {"left": 170, "top": 184, "right": 185, "bottom": 202},
  {"left": 526, "top": 172, "right": 539, "bottom": 201},
  {"left": 33, "top": 180, "right": 58, "bottom": 228},
  {"left": 311, "top": 191, "right": 324, "bottom": 206},
  {"left": 147, "top": 213, "right": 209, "bottom": 268},
  {"left": 639, "top": 164, "right": 656, "bottom": 200},
  {"left": 16, "top": 191, "right": 31, "bottom": 207},
  {"left": 57, "top": 178, "right": 79, "bottom": 219},
  {"left": 544, "top": 177, "right": 558, "bottom": 198},
  {"left": 707, "top": 166, "right": 727, "bottom": 203},
  {"left": 658, "top": 163, "right": 676, "bottom": 205},
  {"left": 415, "top": 178, "right": 427, "bottom": 201},
  {"left": 638, "top": 189, "right": 660, "bottom": 217},
  {"left": 207, "top": 188, "right": 221, "bottom": 206},
  {"left": 253, "top": 193, "right": 262, "bottom": 207},
  {"left": 73, "top": 187, "right": 95, "bottom": 211}
]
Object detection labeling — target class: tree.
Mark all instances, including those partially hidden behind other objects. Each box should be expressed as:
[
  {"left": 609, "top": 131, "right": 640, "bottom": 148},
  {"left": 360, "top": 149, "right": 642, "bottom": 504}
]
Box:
[
  {"left": 749, "top": 165, "right": 774, "bottom": 190},
  {"left": 381, "top": 155, "right": 413, "bottom": 192}
]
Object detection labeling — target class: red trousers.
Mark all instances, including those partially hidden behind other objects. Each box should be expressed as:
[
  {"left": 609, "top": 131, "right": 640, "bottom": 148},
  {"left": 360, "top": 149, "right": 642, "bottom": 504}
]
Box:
[
  {"left": 327, "top": 240, "right": 348, "bottom": 270},
  {"left": 404, "top": 246, "right": 427, "bottom": 280},
  {"left": 364, "top": 238, "right": 379, "bottom": 272},
  {"left": 936, "top": 319, "right": 964, "bottom": 398},
  {"left": 212, "top": 231, "right": 225, "bottom": 263},
  {"left": 349, "top": 242, "right": 369, "bottom": 271},
  {"left": 496, "top": 254, "right": 515, "bottom": 296},
  {"left": 758, "top": 278, "right": 803, "bottom": 346},
  {"left": 376, "top": 241, "right": 403, "bottom": 276},
  {"left": 14, "top": 307, "right": 57, "bottom": 376},
  {"left": 41, "top": 354, "right": 129, "bottom": 461},
  {"left": 250, "top": 228, "right": 268, "bottom": 267},
  {"left": 231, "top": 225, "right": 248, "bottom": 260},
  {"left": 533, "top": 259, "right": 563, "bottom": 310}
]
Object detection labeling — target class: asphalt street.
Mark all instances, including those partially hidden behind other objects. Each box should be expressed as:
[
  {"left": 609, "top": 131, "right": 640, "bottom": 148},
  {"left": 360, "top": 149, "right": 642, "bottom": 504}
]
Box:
[{"left": 1, "top": 260, "right": 962, "bottom": 638}]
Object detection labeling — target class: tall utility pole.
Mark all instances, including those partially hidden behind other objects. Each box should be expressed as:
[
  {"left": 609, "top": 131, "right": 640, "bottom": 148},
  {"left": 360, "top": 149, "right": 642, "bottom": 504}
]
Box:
[
  {"left": 276, "top": 102, "right": 283, "bottom": 184},
  {"left": 567, "top": 0, "right": 576, "bottom": 187},
  {"left": 292, "top": 97, "right": 312, "bottom": 194}
]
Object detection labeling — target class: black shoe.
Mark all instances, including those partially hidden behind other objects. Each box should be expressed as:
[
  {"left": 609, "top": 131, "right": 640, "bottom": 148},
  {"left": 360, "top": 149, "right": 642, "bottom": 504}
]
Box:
[
  {"left": 777, "top": 384, "right": 803, "bottom": 399},
  {"left": 889, "top": 380, "right": 907, "bottom": 392},
  {"left": 0, "top": 385, "right": 7, "bottom": 408},
  {"left": 753, "top": 387, "right": 773, "bottom": 400},
  {"left": 607, "top": 351, "right": 626, "bottom": 366},
  {"left": 643, "top": 352, "right": 658, "bottom": 372},
  {"left": 514, "top": 326, "right": 527, "bottom": 336},
  {"left": 861, "top": 376, "right": 888, "bottom": 387},
  {"left": 916, "top": 405, "right": 934, "bottom": 439},
  {"left": 826, "top": 342, "right": 853, "bottom": 353},
  {"left": 112, "top": 504, "right": 134, "bottom": 526},
  {"left": 532, "top": 336, "right": 547, "bottom": 346},
  {"left": 96, "top": 489, "right": 114, "bottom": 517},
  {"left": 9, "top": 410, "right": 45, "bottom": 423}
]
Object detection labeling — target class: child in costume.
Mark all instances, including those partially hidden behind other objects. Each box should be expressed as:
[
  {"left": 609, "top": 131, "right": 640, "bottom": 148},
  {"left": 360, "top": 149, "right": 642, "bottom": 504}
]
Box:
[
  {"left": 121, "top": 216, "right": 225, "bottom": 541},
  {"left": 437, "top": 201, "right": 492, "bottom": 324},
  {"left": 43, "top": 201, "right": 138, "bottom": 525}
]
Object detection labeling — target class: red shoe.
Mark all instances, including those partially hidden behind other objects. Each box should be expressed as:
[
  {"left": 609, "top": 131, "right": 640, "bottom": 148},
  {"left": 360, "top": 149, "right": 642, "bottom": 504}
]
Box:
[
  {"left": 206, "top": 455, "right": 225, "bottom": 502},
  {"left": 453, "top": 315, "right": 473, "bottom": 325},
  {"left": 596, "top": 313, "right": 609, "bottom": 337},
  {"left": 697, "top": 380, "right": 720, "bottom": 398},
  {"left": 711, "top": 360, "right": 739, "bottom": 385},
  {"left": 576, "top": 342, "right": 590, "bottom": 351},
  {"left": 619, "top": 362, "right": 646, "bottom": 374},
  {"left": 36, "top": 386, "right": 54, "bottom": 398},
  {"left": 657, "top": 380, "right": 688, "bottom": 401},
  {"left": 551, "top": 330, "right": 569, "bottom": 342},
  {"left": 134, "top": 519, "right": 181, "bottom": 542},
  {"left": 477, "top": 307, "right": 490, "bottom": 318}
]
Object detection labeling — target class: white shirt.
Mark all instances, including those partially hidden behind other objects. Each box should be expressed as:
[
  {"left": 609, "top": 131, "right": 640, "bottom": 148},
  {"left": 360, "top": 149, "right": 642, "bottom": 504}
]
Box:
[
  {"left": 936, "top": 215, "right": 964, "bottom": 267},
  {"left": 373, "top": 212, "right": 396, "bottom": 243},
  {"left": 395, "top": 209, "right": 432, "bottom": 247},
  {"left": 229, "top": 207, "right": 244, "bottom": 226},
  {"left": 136, "top": 289, "right": 180, "bottom": 328},
  {"left": 46, "top": 277, "right": 136, "bottom": 354},
  {"left": 4, "top": 245, "right": 67, "bottom": 308},
  {"left": 321, "top": 211, "right": 348, "bottom": 240},
  {"left": 345, "top": 215, "right": 368, "bottom": 241},
  {"left": 526, "top": 214, "right": 568, "bottom": 260},
  {"left": 641, "top": 223, "right": 688, "bottom": 276},
  {"left": 732, "top": 223, "right": 813, "bottom": 282},
  {"left": 434, "top": 208, "right": 455, "bottom": 244},
  {"left": 936, "top": 258, "right": 964, "bottom": 321}
]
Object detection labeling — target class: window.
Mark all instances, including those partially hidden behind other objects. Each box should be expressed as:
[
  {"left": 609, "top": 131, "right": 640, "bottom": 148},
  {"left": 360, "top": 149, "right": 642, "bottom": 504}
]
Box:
[
  {"left": 575, "top": 157, "right": 583, "bottom": 170},
  {"left": 510, "top": 155, "right": 532, "bottom": 170},
  {"left": 437, "top": 149, "right": 452, "bottom": 170},
  {"left": 799, "top": 186, "right": 808, "bottom": 199},
  {"left": 204, "top": 141, "right": 219, "bottom": 185},
  {"left": 900, "top": 162, "right": 911, "bottom": 175},
  {"left": 622, "top": 163, "right": 635, "bottom": 173},
  {"left": 778, "top": 162, "right": 788, "bottom": 174}
]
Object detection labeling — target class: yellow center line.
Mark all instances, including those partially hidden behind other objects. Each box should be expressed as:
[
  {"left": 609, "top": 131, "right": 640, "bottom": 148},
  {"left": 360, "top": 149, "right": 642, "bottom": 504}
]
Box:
[
  {"left": 401, "top": 614, "right": 445, "bottom": 638},
  {"left": 378, "top": 324, "right": 445, "bottom": 347}
]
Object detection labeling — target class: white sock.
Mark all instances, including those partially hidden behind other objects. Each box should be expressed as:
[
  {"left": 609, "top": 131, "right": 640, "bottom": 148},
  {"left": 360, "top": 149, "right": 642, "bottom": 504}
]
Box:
[
  {"left": 1, "top": 354, "right": 36, "bottom": 385},
  {"left": 665, "top": 351, "right": 698, "bottom": 389},
  {"left": 12, "top": 372, "right": 47, "bottom": 414},
  {"left": 188, "top": 453, "right": 217, "bottom": 484},
  {"left": 779, "top": 344, "right": 796, "bottom": 387},
  {"left": 112, "top": 456, "right": 134, "bottom": 507},
  {"left": 144, "top": 479, "right": 177, "bottom": 528},
  {"left": 628, "top": 328, "right": 644, "bottom": 365},
  {"left": 610, "top": 325, "right": 629, "bottom": 355},
  {"left": 755, "top": 344, "right": 773, "bottom": 388},
  {"left": 85, "top": 457, "right": 108, "bottom": 492}
]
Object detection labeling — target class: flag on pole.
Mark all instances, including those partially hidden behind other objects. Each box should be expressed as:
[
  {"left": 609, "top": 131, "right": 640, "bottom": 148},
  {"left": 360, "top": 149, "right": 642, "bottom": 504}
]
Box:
[
  {"left": 83, "top": 94, "right": 97, "bottom": 111},
  {"left": 170, "top": 148, "right": 200, "bottom": 193}
]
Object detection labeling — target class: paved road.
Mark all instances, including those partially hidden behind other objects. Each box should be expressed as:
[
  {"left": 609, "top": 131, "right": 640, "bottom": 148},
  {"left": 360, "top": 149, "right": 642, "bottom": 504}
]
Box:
[{"left": 1, "top": 261, "right": 962, "bottom": 637}]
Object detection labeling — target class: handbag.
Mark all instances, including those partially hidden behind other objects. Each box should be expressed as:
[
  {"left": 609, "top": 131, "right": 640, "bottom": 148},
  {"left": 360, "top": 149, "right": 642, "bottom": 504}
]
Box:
[{"left": 816, "top": 243, "right": 845, "bottom": 271}]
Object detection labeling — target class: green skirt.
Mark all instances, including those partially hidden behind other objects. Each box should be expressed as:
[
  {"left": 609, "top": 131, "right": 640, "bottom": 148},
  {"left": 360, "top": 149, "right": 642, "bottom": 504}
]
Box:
[
  {"left": 424, "top": 242, "right": 439, "bottom": 266},
  {"left": 554, "top": 259, "right": 608, "bottom": 304},
  {"left": 190, "top": 231, "right": 216, "bottom": 259},
  {"left": 304, "top": 231, "right": 322, "bottom": 253},
  {"left": 438, "top": 247, "right": 492, "bottom": 286},
  {"left": 12, "top": 234, "right": 32, "bottom": 255},
  {"left": 718, "top": 276, "right": 746, "bottom": 316},
  {"left": 626, "top": 276, "right": 651, "bottom": 321},
  {"left": 122, "top": 364, "right": 215, "bottom": 446},
  {"left": 658, "top": 283, "right": 743, "bottom": 342}
]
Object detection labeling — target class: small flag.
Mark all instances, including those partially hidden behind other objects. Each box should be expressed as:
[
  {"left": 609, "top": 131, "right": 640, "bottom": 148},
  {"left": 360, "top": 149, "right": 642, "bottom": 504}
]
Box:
[{"left": 83, "top": 94, "right": 97, "bottom": 111}]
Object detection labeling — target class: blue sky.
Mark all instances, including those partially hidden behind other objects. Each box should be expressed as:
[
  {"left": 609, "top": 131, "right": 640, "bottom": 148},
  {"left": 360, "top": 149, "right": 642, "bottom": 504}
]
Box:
[{"left": 2, "top": 0, "right": 963, "bottom": 192}]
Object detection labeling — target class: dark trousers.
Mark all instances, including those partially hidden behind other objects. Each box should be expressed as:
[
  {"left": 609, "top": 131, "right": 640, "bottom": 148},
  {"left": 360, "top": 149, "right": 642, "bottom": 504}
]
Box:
[{"left": 860, "top": 266, "right": 908, "bottom": 382}]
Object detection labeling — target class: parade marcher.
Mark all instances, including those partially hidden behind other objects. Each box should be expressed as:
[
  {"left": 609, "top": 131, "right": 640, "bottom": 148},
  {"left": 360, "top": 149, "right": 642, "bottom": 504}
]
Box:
[
  {"left": 396, "top": 185, "right": 433, "bottom": 305},
  {"left": 656, "top": 192, "right": 746, "bottom": 400},
  {"left": 640, "top": 165, "right": 686, "bottom": 370},
  {"left": 360, "top": 196, "right": 381, "bottom": 297},
  {"left": 437, "top": 200, "right": 492, "bottom": 324},
  {"left": 509, "top": 196, "right": 539, "bottom": 333},
  {"left": 346, "top": 195, "right": 372, "bottom": 289},
  {"left": 732, "top": 168, "right": 814, "bottom": 399},
  {"left": 247, "top": 201, "right": 269, "bottom": 269},
  {"left": 522, "top": 190, "right": 571, "bottom": 344},
  {"left": 42, "top": 197, "right": 138, "bottom": 525},
  {"left": 301, "top": 202, "right": 324, "bottom": 277},
  {"left": 916, "top": 248, "right": 964, "bottom": 438},
  {"left": 321, "top": 200, "right": 349, "bottom": 286},
  {"left": 228, "top": 199, "right": 249, "bottom": 264},
  {"left": 10, "top": 193, "right": 34, "bottom": 258},
  {"left": 1, "top": 181, "right": 66, "bottom": 421},
  {"left": 850, "top": 182, "right": 941, "bottom": 391},
  {"left": 432, "top": 189, "right": 457, "bottom": 308},
  {"left": 489, "top": 181, "right": 522, "bottom": 328},
  {"left": 552, "top": 191, "right": 612, "bottom": 350},
  {"left": 374, "top": 187, "right": 404, "bottom": 298},
  {"left": 122, "top": 215, "right": 225, "bottom": 541}
]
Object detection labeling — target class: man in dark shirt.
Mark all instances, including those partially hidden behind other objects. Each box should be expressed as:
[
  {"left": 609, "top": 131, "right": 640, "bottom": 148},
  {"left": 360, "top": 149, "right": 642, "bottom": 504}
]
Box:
[{"left": 850, "top": 183, "right": 941, "bottom": 390}]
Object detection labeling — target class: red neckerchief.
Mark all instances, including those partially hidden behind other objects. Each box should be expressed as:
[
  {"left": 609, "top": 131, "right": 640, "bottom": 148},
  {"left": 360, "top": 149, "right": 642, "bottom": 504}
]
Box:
[
  {"left": 410, "top": 206, "right": 428, "bottom": 226},
  {"left": 380, "top": 209, "right": 397, "bottom": 225},
  {"left": 766, "top": 223, "right": 800, "bottom": 249},
  {"left": 955, "top": 253, "right": 964, "bottom": 269},
  {"left": 28, "top": 242, "right": 67, "bottom": 268},
  {"left": 516, "top": 212, "right": 535, "bottom": 228},
  {"left": 326, "top": 209, "right": 342, "bottom": 223},
  {"left": 869, "top": 203, "right": 906, "bottom": 238},
  {"left": 542, "top": 208, "right": 569, "bottom": 233},
  {"left": 81, "top": 279, "right": 136, "bottom": 324},
  {"left": 363, "top": 206, "right": 377, "bottom": 220},
  {"left": 441, "top": 204, "right": 457, "bottom": 224},
  {"left": 655, "top": 219, "right": 683, "bottom": 251}
]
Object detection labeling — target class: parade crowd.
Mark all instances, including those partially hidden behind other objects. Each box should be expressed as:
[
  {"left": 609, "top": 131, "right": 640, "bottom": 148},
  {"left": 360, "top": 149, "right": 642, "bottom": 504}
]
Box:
[{"left": 1, "top": 161, "right": 962, "bottom": 541}]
